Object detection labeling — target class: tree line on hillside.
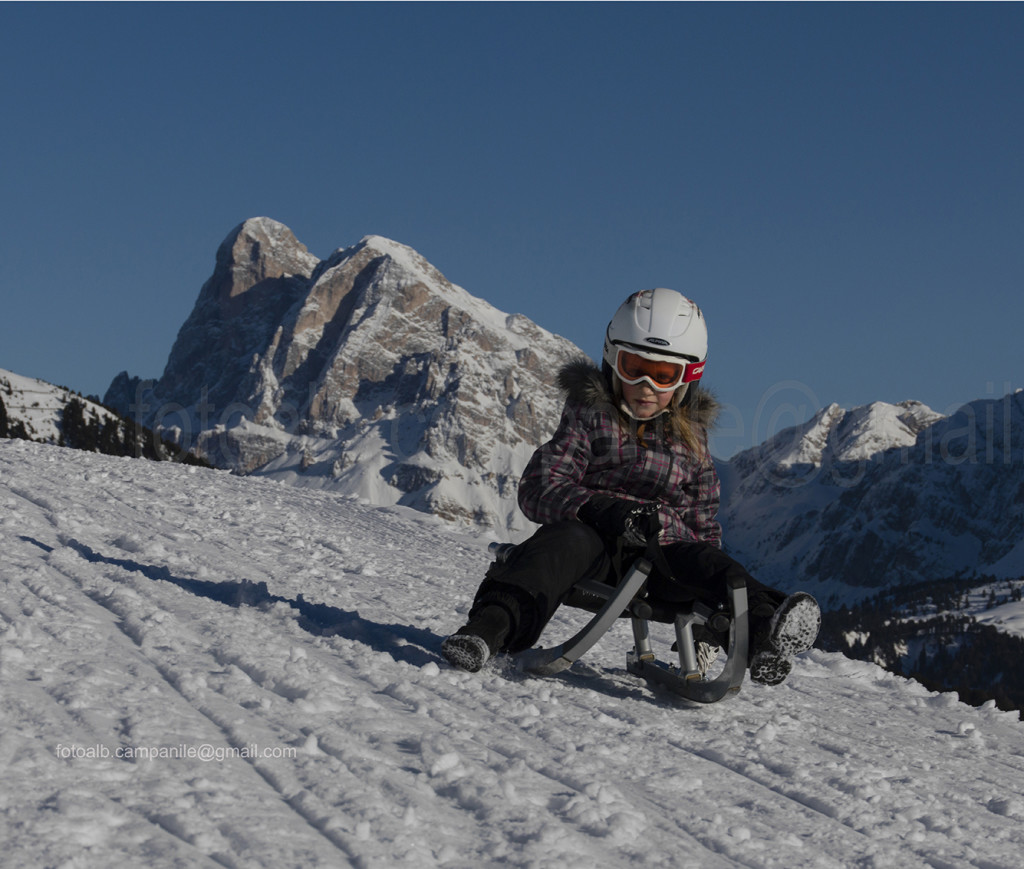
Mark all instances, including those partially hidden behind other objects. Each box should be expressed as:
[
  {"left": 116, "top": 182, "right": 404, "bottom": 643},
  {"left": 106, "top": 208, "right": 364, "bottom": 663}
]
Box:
[
  {"left": 0, "top": 393, "right": 211, "bottom": 467},
  {"left": 819, "top": 576, "right": 1024, "bottom": 718},
  {"left": 0, "top": 391, "right": 31, "bottom": 439}
]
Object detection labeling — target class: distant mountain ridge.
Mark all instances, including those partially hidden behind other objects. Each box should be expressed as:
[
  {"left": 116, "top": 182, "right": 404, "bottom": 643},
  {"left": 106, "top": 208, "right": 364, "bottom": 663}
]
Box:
[
  {"left": 105, "top": 218, "right": 582, "bottom": 531},
  {"left": 719, "top": 391, "right": 1024, "bottom": 605}
]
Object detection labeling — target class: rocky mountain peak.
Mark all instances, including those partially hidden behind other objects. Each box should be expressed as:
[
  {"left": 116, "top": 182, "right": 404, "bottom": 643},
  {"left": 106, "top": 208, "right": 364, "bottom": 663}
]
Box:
[
  {"left": 730, "top": 399, "right": 946, "bottom": 486},
  {"left": 106, "top": 219, "right": 582, "bottom": 530},
  {"left": 139, "top": 218, "right": 319, "bottom": 414},
  {"left": 215, "top": 217, "right": 320, "bottom": 297}
]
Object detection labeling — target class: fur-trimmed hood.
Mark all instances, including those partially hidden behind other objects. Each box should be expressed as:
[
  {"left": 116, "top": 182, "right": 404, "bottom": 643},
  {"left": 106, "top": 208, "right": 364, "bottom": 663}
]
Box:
[
  {"left": 519, "top": 356, "right": 723, "bottom": 545},
  {"left": 555, "top": 357, "right": 720, "bottom": 431}
]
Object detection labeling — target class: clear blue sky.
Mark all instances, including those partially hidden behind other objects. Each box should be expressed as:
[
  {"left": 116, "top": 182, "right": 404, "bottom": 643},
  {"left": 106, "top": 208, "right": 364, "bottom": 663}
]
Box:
[{"left": 2, "top": 3, "right": 1021, "bottom": 458}]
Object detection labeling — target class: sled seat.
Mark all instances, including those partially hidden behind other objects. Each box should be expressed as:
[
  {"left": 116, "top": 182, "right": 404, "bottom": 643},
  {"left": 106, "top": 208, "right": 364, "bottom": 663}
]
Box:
[{"left": 490, "top": 542, "right": 749, "bottom": 704}]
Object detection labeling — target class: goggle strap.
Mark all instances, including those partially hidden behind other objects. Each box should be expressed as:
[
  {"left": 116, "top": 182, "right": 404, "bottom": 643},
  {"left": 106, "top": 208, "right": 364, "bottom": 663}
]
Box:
[{"left": 682, "top": 360, "right": 705, "bottom": 382}]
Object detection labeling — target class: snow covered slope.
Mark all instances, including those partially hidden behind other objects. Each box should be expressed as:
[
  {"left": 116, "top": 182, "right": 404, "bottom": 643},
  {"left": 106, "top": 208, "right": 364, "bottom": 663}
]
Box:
[
  {"left": 1, "top": 368, "right": 116, "bottom": 443},
  {"left": 2, "top": 439, "right": 1024, "bottom": 868}
]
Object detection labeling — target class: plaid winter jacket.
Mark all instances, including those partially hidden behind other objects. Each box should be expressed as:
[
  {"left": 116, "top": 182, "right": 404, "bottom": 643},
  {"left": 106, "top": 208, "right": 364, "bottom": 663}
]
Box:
[{"left": 518, "top": 359, "right": 722, "bottom": 547}]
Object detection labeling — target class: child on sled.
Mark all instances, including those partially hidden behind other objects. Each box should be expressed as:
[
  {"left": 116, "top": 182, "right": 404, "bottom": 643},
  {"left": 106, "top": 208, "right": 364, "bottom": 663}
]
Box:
[{"left": 443, "top": 288, "right": 820, "bottom": 686}]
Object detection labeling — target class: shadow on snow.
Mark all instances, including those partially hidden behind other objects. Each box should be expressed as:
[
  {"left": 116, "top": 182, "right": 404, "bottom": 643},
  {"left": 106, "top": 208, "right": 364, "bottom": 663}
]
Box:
[{"left": 26, "top": 535, "right": 440, "bottom": 669}]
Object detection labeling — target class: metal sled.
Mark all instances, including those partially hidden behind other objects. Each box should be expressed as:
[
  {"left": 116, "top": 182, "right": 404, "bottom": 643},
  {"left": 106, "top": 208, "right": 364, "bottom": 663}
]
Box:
[{"left": 496, "top": 543, "right": 750, "bottom": 704}]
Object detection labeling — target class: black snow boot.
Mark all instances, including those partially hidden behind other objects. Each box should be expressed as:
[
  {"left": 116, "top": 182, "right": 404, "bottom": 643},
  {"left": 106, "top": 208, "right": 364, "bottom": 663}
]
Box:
[
  {"left": 749, "top": 592, "right": 821, "bottom": 686},
  {"left": 441, "top": 605, "right": 512, "bottom": 673}
]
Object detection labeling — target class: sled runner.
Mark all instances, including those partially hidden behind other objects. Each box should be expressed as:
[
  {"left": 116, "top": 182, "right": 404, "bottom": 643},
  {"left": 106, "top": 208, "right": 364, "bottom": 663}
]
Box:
[{"left": 490, "top": 542, "right": 750, "bottom": 704}]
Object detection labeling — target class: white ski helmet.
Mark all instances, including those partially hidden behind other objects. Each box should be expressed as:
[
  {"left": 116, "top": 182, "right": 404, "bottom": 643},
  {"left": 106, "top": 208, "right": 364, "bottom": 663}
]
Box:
[{"left": 602, "top": 288, "right": 708, "bottom": 389}]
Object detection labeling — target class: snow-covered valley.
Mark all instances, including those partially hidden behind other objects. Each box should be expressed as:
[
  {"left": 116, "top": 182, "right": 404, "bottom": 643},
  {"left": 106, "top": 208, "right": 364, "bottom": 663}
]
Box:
[{"left": 2, "top": 439, "right": 1024, "bottom": 868}]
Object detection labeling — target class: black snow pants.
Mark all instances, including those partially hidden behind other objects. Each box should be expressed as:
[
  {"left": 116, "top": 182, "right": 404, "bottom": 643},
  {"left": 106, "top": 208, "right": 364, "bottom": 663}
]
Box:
[{"left": 469, "top": 520, "right": 786, "bottom": 654}]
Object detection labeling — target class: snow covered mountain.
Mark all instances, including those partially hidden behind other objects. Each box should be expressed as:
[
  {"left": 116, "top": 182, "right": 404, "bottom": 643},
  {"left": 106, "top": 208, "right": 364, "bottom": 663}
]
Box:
[
  {"left": 719, "top": 392, "right": 1024, "bottom": 606},
  {"left": 3, "top": 438, "right": 1024, "bottom": 868},
  {"left": 1, "top": 368, "right": 118, "bottom": 443},
  {"left": 1, "top": 367, "right": 206, "bottom": 464},
  {"left": 105, "top": 218, "right": 582, "bottom": 531}
]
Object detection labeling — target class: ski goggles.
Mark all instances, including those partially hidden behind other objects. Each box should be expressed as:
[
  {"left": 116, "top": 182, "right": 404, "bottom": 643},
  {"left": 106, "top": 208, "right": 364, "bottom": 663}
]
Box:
[{"left": 614, "top": 347, "right": 705, "bottom": 392}]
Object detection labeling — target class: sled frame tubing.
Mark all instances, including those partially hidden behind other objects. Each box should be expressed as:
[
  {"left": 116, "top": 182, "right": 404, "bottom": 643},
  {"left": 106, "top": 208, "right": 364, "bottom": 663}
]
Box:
[{"left": 515, "top": 558, "right": 749, "bottom": 704}]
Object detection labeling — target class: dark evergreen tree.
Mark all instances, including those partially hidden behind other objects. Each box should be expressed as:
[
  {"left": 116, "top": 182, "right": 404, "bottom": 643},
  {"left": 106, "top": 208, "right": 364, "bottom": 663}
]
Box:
[
  {"left": 61, "top": 398, "right": 87, "bottom": 448},
  {"left": 99, "top": 418, "right": 125, "bottom": 456},
  {"left": 8, "top": 418, "right": 30, "bottom": 440}
]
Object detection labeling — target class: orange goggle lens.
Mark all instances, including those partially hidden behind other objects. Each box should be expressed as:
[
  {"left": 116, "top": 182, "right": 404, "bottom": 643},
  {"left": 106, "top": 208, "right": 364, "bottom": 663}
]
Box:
[{"left": 615, "top": 349, "right": 704, "bottom": 391}]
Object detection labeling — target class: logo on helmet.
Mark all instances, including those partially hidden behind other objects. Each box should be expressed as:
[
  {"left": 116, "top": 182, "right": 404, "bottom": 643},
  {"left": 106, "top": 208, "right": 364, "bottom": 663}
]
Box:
[{"left": 644, "top": 337, "right": 670, "bottom": 346}]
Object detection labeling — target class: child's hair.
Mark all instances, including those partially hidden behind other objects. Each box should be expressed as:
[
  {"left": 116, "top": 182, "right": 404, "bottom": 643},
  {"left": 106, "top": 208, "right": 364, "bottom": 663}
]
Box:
[{"left": 610, "top": 377, "right": 706, "bottom": 459}]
